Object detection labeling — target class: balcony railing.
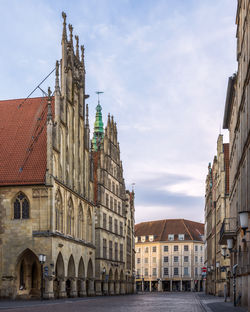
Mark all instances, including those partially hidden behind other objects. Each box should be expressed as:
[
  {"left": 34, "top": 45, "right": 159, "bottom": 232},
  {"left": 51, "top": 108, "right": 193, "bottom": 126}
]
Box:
[{"left": 219, "top": 217, "right": 237, "bottom": 245}]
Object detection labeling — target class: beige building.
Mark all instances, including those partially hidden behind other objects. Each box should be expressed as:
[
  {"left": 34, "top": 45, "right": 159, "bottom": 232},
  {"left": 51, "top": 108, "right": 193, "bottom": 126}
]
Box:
[
  {"left": 92, "top": 102, "right": 135, "bottom": 295},
  {"left": 204, "top": 135, "right": 230, "bottom": 296},
  {"left": 221, "top": 0, "right": 250, "bottom": 309},
  {"left": 135, "top": 219, "right": 204, "bottom": 292}
]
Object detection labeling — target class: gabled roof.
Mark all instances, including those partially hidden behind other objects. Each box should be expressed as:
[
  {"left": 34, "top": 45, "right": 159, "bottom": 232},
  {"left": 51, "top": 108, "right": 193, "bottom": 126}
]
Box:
[
  {"left": 0, "top": 97, "right": 50, "bottom": 186},
  {"left": 135, "top": 219, "right": 204, "bottom": 242}
]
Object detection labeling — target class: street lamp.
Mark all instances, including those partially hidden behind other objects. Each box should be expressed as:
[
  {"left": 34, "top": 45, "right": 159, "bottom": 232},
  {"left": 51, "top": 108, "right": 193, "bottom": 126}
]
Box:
[
  {"left": 239, "top": 211, "right": 249, "bottom": 235},
  {"left": 221, "top": 247, "right": 228, "bottom": 259},
  {"left": 227, "top": 238, "right": 234, "bottom": 252},
  {"left": 39, "top": 254, "right": 46, "bottom": 300}
]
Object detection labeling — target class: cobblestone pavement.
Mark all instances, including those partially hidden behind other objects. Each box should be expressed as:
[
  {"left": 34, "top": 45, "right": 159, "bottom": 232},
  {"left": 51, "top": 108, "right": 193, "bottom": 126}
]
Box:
[{"left": 0, "top": 292, "right": 247, "bottom": 312}]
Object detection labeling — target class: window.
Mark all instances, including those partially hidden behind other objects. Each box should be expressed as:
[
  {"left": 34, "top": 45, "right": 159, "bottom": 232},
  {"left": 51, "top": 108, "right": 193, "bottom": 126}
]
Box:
[
  {"left": 152, "top": 268, "right": 157, "bottom": 276},
  {"left": 137, "top": 248, "right": 141, "bottom": 253},
  {"left": 145, "top": 258, "right": 148, "bottom": 264},
  {"left": 164, "top": 246, "right": 168, "bottom": 252},
  {"left": 144, "top": 268, "right": 148, "bottom": 276},
  {"left": 55, "top": 190, "right": 63, "bottom": 232},
  {"left": 120, "top": 244, "right": 123, "bottom": 261},
  {"left": 184, "top": 267, "right": 189, "bottom": 276},
  {"left": 109, "top": 216, "right": 112, "bottom": 232},
  {"left": 195, "top": 256, "right": 198, "bottom": 263},
  {"left": 145, "top": 247, "right": 149, "bottom": 253},
  {"left": 115, "top": 242, "right": 118, "bottom": 260},
  {"left": 200, "top": 257, "right": 203, "bottom": 263},
  {"left": 184, "top": 245, "right": 189, "bottom": 251},
  {"left": 137, "top": 269, "right": 140, "bottom": 276},
  {"left": 164, "top": 256, "right": 168, "bottom": 263},
  {"left": 110, "top": 197, "right": 113, "bottom": 210},
  {"left": 174, "top": 256, "right": 178, "bottom": 262},
  {"left": 67, "top": 198, "right": 74, "bottom": 236},
  {"left": 141, "top": 236, "right": 145, "bottom": 242},
  {"left": 114, "top": 219, "right": 118, "bottom": 233},
  {"left": 103, "top": 213, "right": 107, "bottom": 229},
  {"left": 149, "top": 235, "right": 154, "bottom": 242},
  {"left": 137, "top": 258, "right": 141, "bottom": 264},
  {"left": 120, "top": 221, "right": 123, "bottom": 236},
  {"left": 114, "top": 199, "right": 117, "bottom": 212},
  {"left": 152, "top": 246, "right": 157, "bottom": 252},
  {"left": 153, "top": 257, "right": 156, "bottom": 264},
  {"left": 112, "top": 181, "right": 115, "bottom": 193},
  {"left": 195, "top": 245, "right": 198, "bottom": 252},
  {"left": 168, "top": 234, "right": 174, "bottom": 241},
  {"left": 164, "top": 267, "right": 169, "bottom": 276},
  {"left": 118, "top": 202, "right": 121, "bottom": 214},
  {"left": 103, "top": 239, "right": 107, "bottom": 258},
  {"left": 78, "top": 204, "right": 84, "bottom": 239},
  {"left": 174, "top": 268, "right": 179, "bottom": 276},
  {"left": 200, "top": 246, "right": 203, "bottom": 251},
  {"left": 14, "top": 192, "right": 29, "bottom": 219},
  {"left": 184, "top": 256, "right": 189, "bottom": 262},
  {"left": 106, "top": 194, "right": 109, "bottom": 207},
  {"left": 109, "top": 241, "right": 113, "bottom": 260},
  {"left": 174, "top": 245, "right": 178, "bottom": 252},
  {"left": 195, "top": 267, "right": 198, "bottom": 276},
  {"left": 178, "top": 234, "right": 184, "bottom": 240}
]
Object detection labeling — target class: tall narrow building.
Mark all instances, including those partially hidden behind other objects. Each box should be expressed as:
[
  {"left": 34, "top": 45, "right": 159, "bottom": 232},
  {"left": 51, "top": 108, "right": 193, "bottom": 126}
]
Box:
[{"left": 92, "top": 102, "right": 135, "bottom": 295}]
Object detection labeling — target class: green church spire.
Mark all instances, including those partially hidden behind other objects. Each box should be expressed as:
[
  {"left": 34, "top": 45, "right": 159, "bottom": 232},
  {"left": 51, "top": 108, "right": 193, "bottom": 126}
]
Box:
[{"left": 92, "top": 92, "right": 104, "bottom": 151}]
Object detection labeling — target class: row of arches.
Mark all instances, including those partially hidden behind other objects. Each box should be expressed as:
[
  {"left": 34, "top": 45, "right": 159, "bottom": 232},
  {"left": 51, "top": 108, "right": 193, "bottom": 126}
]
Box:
[{"left": 55, "top": 190, "right": 93, "bottom": 242}]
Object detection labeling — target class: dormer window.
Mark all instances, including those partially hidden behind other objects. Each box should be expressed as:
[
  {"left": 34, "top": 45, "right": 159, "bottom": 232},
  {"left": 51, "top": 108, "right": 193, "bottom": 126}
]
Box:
[
  {"left": 168, "top": 234, "right": 174, "bottom": 241},
  {"left": 149, "top": 235, "right": 154, "bottom": 242},
  {"left": 178, "top": 234, "right": 184, "bottom": 240},
  {"left": 141, "top": 236, "right": 145, "bottom": 242}
]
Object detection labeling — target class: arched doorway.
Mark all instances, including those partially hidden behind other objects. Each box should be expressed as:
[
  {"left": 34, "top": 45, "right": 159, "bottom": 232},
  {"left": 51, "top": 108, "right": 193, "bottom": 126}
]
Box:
[
  {"left": 86, "top": 259, "right": 94, "bottom": 296},
  {"left": 77, "top": 257, "right": 85, "bottom": 296},
  {"left": 66, "top": 255, "right": 76, "bottom": 297},
  {"left": 108, "top": 268, "right": 114, "bottom": 295},
  {"left": 54, "top": 252, "right": 65, "bottom": 298},
  {"left": 120, "top": 270, "right": 125, "bottom": 295},
  {"left": 16, "top": 249, "right": 40, "bottom": 298},
  {"left": 114, "top": 269, "right": 119, "bottom": 294}
]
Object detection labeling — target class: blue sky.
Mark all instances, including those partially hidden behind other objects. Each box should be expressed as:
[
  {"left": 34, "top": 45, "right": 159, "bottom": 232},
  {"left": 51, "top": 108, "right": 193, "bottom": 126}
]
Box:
[{"left": 0, "top": 0, "right": 237, "bottom": 223}]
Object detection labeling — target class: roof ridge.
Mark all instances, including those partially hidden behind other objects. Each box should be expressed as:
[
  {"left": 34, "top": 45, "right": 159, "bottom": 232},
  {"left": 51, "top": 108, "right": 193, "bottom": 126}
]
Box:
[{"left": 182, "top": 219, "right": 193, "bottom": 240}]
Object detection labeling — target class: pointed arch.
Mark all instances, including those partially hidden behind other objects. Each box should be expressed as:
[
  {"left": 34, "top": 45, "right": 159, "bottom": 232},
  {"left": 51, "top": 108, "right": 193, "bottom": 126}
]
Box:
[
  {"left": 114, "top": 269, "right": 118, "bottom": 281},
  {"left": 87, "top": 259, "right": 93, "bottom": 279},
  {"left": 78, "top": 257, "right": 85, "bottom": 278},
  {"left": 67, "top": 255, "right": 76, "bottom": 278},
  {"left": 77, "top": 204, "right": 84, "bottom": 240},
  {"left": 55, "top": 190, "right": 63, "bottom": 232},
  {"left": 55, "top": 252, "right": 65, "bottom": 278},
  {"left": 67, "top": 197, "right": 74, "bottom": 236},
  {"left": 13, "top": 192, "right": 29, "bottom": 219}
]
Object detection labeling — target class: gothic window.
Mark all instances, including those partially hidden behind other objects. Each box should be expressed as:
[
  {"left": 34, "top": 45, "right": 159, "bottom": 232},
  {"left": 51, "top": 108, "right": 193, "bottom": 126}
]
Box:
[
  {"left": 78, "top": 204, "right": 84, "bottom": 240},
  {"left": 55, "top": 190, "right": 63, "bottom": 232},
  {"left": 67, "top": 198, "right": 74, "bottom": 236},
  {"left": 86, "top": 208, "right": 92, "bottom": 243},
  {"left": 13, "top": 192, "right": 29, "bottom": 219}
]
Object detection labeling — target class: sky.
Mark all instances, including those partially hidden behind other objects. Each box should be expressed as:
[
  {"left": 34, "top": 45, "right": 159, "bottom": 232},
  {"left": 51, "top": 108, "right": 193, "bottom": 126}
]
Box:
[{"left": 0, "top": 0, "right": 237, "bottom": 224}]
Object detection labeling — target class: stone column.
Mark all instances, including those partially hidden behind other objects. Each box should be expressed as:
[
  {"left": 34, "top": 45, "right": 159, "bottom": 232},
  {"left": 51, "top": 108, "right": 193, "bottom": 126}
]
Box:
[
  {"left": 180, "top": 280, "right": 183, "bottom": 292},
  {"left": 88, "top": 279, "right": 95, "bottom": 296},
  {"left": 109, "top": 280, "right": 115, "bottom": 295},
  {"left": 95, "top": 280, "right": 102, "bottom": 296},
  {"left": 115, "top": 281, "right": 120, "bottom": 295},
  {"left": 120, "top": 281, "right": 125, "bottom": 294},
  {"left": 149, "top": 281, "right": 152, "bottom": 292},
  {"left": 79, "top": 279, "right": 87, "bottom": 297},
  {"left": 44, "top": 277, "right": 54, "bottom": 299},
  {"left": 58, "top": 279, "right": 67, "bottom": 298},
  {"left": 170, "top": 280, "right": 173, "bottom": 292},
  {"left": 70, "top": 278, "right": 77, "bottom": 297}
]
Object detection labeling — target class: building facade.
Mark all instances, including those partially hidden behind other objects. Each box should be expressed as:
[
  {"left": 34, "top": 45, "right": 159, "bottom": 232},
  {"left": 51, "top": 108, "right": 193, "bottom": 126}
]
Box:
[
  {"left": 204, "top": 135, "right": 230, "bottom": 296},
  {"left": 135, "top": 219, "right": 204, "bottom": 292},
  {"left": 92, "top": 101, "right": 135, "bottom": 295},
  {"left": 0, "top": 12, "right": 135, "bottom": 299},
  {"left": 221, "top": 0, "right": 250, "bottom": 309}
]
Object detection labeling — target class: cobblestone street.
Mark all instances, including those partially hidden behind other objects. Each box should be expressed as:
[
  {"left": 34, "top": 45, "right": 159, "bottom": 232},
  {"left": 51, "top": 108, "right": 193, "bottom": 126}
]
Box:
[{"left": 0, "top": 292, "right": 247, "bottom": 312}]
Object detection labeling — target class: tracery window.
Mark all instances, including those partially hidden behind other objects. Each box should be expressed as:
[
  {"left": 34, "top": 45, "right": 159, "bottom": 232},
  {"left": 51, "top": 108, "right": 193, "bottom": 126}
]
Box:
[
  {"left": 67, "top": 198, "right": 74, "bottom": 236},
  {"left": 14, "top": 192, "right": 29, "bottom": 219},
  {"left": 55, "top": 190, "right": 63, "bottom": 232},
  {"left": 78, "top": 204, "right": 84, "bottom": 240},
  {"left": 86, "top": 208, "right": 92, "bottom": 242}
]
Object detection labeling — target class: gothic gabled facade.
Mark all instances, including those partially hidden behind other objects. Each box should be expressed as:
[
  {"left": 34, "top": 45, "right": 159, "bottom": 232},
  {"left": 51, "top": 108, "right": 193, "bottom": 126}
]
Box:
[
  {"left": 92, "top": 102, "right": 135, "bottom": 294},
  {"left": 0, "top": 13, "right": 95, "bottom": 299}
]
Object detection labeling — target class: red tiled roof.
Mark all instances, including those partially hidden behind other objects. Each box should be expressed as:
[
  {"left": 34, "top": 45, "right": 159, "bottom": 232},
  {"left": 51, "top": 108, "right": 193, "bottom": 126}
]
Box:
[
  {"left": 0, "top": 97, "right": 51, "bottom": 185},
  {"left": 135, "top": 219, "right": 204, "bottom": 242},
  {"left": 223, "top": 143, "right": 230, "bottom": 194}
]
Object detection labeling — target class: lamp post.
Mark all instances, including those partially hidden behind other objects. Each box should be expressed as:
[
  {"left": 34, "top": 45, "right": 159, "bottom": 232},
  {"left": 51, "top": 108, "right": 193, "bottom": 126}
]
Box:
[{"left": 39, "top": 254, "right": 46, "bottom": 300}]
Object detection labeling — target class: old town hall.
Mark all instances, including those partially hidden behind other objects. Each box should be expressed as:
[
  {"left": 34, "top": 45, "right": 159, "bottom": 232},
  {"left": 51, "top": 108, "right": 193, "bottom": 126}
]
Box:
[{"left": 0, "top": 13, "right": 135, "bottom": 299}]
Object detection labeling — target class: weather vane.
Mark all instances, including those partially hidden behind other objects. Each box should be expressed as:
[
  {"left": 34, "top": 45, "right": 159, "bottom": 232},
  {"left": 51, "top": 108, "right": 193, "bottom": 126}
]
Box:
[{"left": 96, "top": 91, "right": 104, "bottom": 104}]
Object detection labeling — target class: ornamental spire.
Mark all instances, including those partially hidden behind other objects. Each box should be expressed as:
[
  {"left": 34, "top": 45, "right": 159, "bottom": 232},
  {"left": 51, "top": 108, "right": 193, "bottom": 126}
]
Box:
[
  {"left": 62, "top": 12, "right": 67, "bottom": 42},
  {"left": 92, "top": 92, "right": 104, "bottom": 151}
]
